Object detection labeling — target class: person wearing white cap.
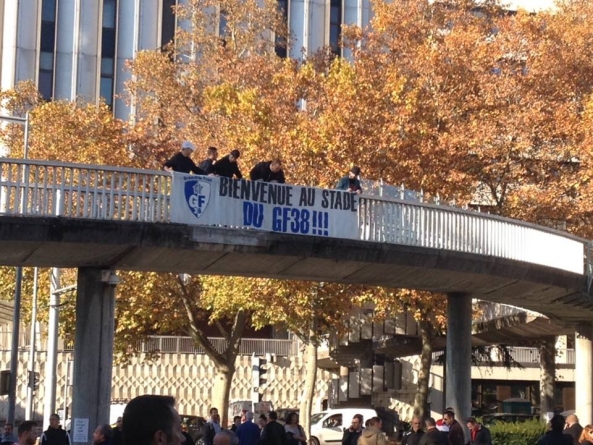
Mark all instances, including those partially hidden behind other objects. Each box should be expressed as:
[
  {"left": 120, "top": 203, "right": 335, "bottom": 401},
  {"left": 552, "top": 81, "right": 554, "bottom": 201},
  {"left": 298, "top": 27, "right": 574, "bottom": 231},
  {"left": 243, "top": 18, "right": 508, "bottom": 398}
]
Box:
[{"left": 164, "top": 141, "right": 206, "bottom": 174}]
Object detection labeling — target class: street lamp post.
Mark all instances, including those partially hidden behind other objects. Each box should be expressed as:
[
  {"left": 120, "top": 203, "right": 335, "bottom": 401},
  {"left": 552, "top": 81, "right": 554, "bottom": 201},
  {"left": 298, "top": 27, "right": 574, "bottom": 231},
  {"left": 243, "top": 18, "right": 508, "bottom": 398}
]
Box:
[
  {"left": 26, "top": 267, "right": 39, "bottom": 419},
  {"left": 43, "top": 281, "right": 76, "bottom": 429},
  {"left": 0, "top": 113, "right": 30, "bottom": 424}
]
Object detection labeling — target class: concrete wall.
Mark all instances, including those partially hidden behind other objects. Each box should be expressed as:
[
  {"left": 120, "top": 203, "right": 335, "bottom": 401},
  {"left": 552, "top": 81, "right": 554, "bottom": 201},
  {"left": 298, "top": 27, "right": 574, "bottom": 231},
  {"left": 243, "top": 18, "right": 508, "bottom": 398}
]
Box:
[{"left": 0, "top": 350, "right": 333, "bottom": 422}]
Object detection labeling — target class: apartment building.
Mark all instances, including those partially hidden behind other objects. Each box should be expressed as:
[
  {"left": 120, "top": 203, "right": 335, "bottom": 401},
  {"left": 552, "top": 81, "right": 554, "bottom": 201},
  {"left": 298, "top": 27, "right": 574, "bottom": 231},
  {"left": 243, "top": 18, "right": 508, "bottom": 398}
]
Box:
[{"left": 1, "top": 0, "right": 557, "bottom": 121}]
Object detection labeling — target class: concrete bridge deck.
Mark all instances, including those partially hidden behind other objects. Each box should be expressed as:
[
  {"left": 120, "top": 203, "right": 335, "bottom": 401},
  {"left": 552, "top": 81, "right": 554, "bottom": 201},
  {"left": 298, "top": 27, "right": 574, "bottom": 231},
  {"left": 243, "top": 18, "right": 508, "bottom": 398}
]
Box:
[
  {"left": 0, "top": 215, "right": 588, "bottom": 322},
  {"left": 2, "top": 158, "right": 593, "bottom": 434},
  {"left": 0, "top": 157, "right": 590, "bottom": 322}
]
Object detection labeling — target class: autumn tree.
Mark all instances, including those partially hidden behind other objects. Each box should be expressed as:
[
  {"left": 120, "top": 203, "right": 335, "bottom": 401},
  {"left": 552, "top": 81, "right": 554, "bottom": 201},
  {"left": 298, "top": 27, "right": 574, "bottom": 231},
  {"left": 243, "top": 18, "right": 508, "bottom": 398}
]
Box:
[{"left": 337, "top": 0, "right": 593, "bottom": 231}]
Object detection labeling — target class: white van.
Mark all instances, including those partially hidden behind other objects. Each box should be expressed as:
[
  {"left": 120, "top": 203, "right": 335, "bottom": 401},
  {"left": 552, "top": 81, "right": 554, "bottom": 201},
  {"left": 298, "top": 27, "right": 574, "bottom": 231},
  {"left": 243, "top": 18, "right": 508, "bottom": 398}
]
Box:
[{"left": 309, "top": 408, "right": 378, "bottom": 445}]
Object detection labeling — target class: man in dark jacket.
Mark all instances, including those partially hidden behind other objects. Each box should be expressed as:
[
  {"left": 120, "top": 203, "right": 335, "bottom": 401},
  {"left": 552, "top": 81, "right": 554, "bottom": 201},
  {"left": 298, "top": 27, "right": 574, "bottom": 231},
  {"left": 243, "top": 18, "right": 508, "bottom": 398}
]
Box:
[
  {"left": 336, "top": 167, "right": 362, "bottom": 194},
  {"left": 199, "top": 146, "right": 218, "bottom": 174},
  {"left": 164, "top": 141, "right": 206, "bottom": 175},
  {"left": 260, "top": 412, "right": 286, "bottom": 445},
  {"left": 250, "top": 160, "right": 285, "bottom": 183},
  {"left": 418, "top": 418, "right": 446, "bottom": 445},
  {"left": 111, "top": 417, "right": 122, "bottom": 445},
  {"left": 538, "top": 414, "right": 573, "bottom": 445},
  {"left": 443, "top": 411, "right": 464, "bottom": 445},
  {"left": 41, "top": 414, "right": 70, "bottom": 445},
  {"left": 342, "top": 414, "right": 364, "bottom": 445},
  {"left": 465, "top": 417, "right": 491, "bottom": 445},
  {"left": 564, "top": 414, "right": 583, "bottom": 445},
  {"left": 213, "top": 150, "right": 243, "bottom": 179},
  {"left": 401, "top": 417, "right": 424, "bottom": 445}
]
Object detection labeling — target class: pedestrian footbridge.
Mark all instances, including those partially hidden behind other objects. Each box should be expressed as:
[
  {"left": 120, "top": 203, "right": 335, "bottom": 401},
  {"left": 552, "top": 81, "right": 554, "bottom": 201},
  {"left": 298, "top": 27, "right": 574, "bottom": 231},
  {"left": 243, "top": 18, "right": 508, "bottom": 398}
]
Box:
[{"left": 0, "top": 158, "right": 591, "bottom": 322}]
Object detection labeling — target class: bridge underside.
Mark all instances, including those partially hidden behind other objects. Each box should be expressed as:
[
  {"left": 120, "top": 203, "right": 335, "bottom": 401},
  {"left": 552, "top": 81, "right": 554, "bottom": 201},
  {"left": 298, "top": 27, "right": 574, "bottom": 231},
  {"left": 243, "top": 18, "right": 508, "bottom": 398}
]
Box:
[{"left": 0, "top": 216, "right": 591, "bottom": 322}]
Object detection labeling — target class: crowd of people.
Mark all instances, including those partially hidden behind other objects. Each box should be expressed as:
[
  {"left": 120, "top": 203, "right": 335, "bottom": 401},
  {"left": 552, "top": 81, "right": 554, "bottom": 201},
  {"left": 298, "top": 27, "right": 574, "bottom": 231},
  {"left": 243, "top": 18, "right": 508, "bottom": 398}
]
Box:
[
  {"left": 0, "top": 413, "right": 118, "bottom": 445},
  {"left": 398, "top": 409, "right": 472, "bottom": 445},
  {"left": 537, "top": 413, "right": 593, "bottom": 445},
  {"left": 397, "top": 410, "right": 593, "bottom": 445},
  {"left": 5, "top": 396, "right": 593, "bottom": 445},
  {"left": 163, "top": 141, "right": 363, "bottom": 194},
  {"left": 200, "top": 407, "right": 303, "bottom": 445}
]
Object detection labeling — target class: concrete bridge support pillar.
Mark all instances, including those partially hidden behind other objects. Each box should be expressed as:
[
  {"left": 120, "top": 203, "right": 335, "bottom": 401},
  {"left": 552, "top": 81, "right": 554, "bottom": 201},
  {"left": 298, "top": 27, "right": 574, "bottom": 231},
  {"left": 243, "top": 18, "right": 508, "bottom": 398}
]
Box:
[
  {"left": 71, "top": 268, "right": 118, "bottom": 445},
  {"left": 576, "top": 323, "right": 593, "bottom": 425},
  {"left": 445, "top": 293, "right": 471, "bottom": 429}
]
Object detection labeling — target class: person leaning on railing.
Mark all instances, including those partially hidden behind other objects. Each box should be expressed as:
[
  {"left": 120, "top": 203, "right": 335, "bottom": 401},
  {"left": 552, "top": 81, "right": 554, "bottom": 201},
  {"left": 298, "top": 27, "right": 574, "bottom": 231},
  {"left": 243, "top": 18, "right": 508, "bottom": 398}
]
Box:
[
  {"left": 164, "top": 141, "right": 207, "bottom": 175},
  {"left": 213, "top": 150, "right": 243, "bottom": 179},
  {"left": 336, "top": 166, "right": 362, "bottom": 194},
  {"left": 249, "top": 159, "right": 285, "bottom": 183}
]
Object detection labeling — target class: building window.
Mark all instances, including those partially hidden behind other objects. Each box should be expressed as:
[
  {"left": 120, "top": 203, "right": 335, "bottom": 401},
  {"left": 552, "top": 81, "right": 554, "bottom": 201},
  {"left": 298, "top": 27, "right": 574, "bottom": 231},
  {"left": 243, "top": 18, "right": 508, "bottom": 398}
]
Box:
[
  {"left": 275, "top": 0, "right": 288, "bottom": 58},
  {"left": 39, "top": 0, "right": 57, "bottom": 100},
  {"left": 220, "top": 10, "right": 228, "bottom": 37},
  {"left": 161, "top": 0, "right": 177, "bottom": 48},
  {"left": 329, "top": 0, "right": 342, "bottom": 56},
  {"left": 100, "top": 0, "right": 117, "bottom": 107}
]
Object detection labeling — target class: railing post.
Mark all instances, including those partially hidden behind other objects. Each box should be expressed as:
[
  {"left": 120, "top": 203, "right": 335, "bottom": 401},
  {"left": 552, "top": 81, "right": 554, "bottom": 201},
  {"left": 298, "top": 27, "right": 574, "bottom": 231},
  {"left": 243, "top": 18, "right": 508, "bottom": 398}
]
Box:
[
  {"left": 0, "top": 161, "right": 6, "bottom": 214},
  {"left": 586, "top": 242, "right": 593, "bottom": 294}
]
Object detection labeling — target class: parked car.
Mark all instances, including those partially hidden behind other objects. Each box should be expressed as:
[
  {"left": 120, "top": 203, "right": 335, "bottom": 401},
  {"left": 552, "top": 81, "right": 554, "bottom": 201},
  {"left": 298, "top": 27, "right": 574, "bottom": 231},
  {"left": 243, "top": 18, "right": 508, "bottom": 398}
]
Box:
[
  {"left": 310, "top": 408, "right": 378, "bottom": 445},
  {"left": 180, "top": 415, "right": 207, "bottom": 445},
  {"left": 482, "top": 413, "right": 539, "bottom": 426}
]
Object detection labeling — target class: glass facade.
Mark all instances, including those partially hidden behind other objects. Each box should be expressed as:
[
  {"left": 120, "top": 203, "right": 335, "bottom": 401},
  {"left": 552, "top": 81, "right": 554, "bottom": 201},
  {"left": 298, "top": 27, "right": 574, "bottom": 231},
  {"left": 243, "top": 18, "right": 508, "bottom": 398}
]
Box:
[
  {"left": 100, "top": 0, "right": 117, "bottom": 106},
  {"left": 162, "top": 0, "right": 177, "bottom": 48},
  {"left": 329, "top": 0, "right": 342, "bottom": 56},
  {"left": 275, "top": 0, "right": 289, "bottom": 58},
  {"left": 39, "top": 0, "right": 57, "bottom": 100}
]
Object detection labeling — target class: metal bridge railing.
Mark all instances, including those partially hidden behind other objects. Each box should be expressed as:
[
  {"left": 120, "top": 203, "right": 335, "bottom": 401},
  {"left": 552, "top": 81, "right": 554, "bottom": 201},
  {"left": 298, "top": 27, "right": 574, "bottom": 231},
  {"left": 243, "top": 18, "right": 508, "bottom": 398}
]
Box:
[
  {"left": 0, "top": 157, "right": 590, "bottom": 278},
  {"left": 138, "top": 336, "right": 299, "bottom": 356},
  {"left": 358, "top": 196, "right": 585, "bottom": 274},
  {"left": 0, "top": 159, "right": 171, "bottom": 222},
  {"left": 432, "top": 347, "right": 576, "bottom": 365}
]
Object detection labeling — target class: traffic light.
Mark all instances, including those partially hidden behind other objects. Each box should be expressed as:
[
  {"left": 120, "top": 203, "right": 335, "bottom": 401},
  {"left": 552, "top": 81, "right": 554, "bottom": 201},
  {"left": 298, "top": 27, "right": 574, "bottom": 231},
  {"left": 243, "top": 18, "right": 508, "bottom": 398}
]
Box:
[
  {"left": 28, "top": 371, "right": 40, "bottom": 390},
  {"left": 258, "top": 354, "right": 270, "bottom": 389},
  {"left": 251, "top": 355, "right": 260, "bottom": 391},
  {"left": 252, "top": 354, "right": 273, "bottom": 400},
  {"left": 0, "top": 370, "right": 10, "bottom": 395}
]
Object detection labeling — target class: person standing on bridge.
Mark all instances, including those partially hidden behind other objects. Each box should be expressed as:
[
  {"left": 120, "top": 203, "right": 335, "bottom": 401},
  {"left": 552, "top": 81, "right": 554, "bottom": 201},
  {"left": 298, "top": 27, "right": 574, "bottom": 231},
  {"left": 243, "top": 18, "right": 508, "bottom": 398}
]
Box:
[
  {"left": 336, "top": 166, "right": 362, "bottom": 194},
  {"left": 199, "top": 146, "right": 219, "bottom": 174},
  {"left": 213, "top": 150, "right": 243, "bottom": 179},
  {"left": 164, "top": 141, "right": 207, "bottom": 175},
  {"left": 250, "top": 159, "right": 285, "bottom": 183}
]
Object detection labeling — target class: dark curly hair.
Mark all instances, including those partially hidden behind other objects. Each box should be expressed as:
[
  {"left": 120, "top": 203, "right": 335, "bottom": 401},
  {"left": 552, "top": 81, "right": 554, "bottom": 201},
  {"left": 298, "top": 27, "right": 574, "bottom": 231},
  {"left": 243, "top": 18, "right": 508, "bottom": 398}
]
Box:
[{"left": 286, "top": 412, "right": 299, "bottom": 425}]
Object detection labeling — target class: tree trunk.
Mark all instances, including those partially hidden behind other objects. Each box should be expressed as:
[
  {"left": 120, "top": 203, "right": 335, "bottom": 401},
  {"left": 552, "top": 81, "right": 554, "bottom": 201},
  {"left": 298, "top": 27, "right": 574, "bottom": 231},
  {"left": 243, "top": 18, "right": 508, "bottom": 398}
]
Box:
[
  {"left": 177, "top": 277, "right": 248, "bottom": 428},
  {"left": 300, "top": 333, "right": 318, "bottom": 438},
  {"left": 539, "top": 337, "right": 556, "bottom": 424},
  {"left": 212, "top": 365, "right": 235, "bottom": 428},
  {"left": 414, "top": 319, "right": 433, "bottom": 421}
]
